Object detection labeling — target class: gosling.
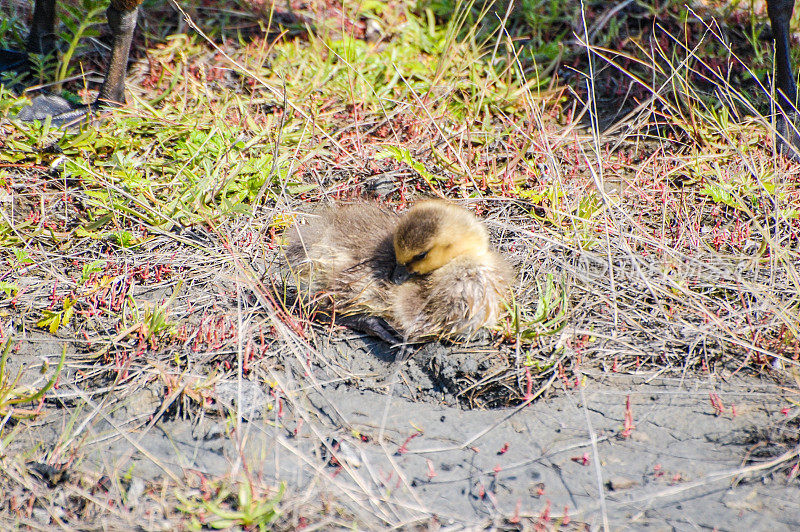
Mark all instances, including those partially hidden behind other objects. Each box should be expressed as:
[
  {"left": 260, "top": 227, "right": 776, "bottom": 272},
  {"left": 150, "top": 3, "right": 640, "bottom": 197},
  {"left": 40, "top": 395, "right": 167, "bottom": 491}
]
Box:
[{"left": 283, "top": 200, "right": 512, "bottom": 344}]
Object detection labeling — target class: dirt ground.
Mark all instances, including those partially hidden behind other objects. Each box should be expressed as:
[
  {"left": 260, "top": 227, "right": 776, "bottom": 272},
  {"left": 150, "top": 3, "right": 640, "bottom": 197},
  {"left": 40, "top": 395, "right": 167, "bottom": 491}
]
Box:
[
  {"left": 2, "top": 325, "right": 798, "bottom": 529},
  {"left": 2, "top": 176, "right": 799, "bottom": 529}
]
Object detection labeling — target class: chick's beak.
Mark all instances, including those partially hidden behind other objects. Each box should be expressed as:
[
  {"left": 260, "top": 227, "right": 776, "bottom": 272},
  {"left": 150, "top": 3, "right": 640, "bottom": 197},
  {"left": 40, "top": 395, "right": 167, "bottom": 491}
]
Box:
[{"left": 390, "top": 263, "right": 410, "bottom": 284}]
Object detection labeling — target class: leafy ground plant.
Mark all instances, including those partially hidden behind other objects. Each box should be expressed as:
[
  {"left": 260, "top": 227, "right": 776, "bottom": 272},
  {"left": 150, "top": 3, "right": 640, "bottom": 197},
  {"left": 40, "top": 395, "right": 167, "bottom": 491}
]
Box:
[
  {"left": 178, "top": 480, "right": 284, "bottom": 531},
  {"left": 0, "top": 340, "right": 65, "bottom": 420}
]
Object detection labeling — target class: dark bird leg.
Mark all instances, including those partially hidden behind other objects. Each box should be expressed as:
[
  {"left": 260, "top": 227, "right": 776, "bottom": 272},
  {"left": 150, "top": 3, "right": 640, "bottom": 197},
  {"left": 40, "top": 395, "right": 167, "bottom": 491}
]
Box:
[
  {"left": 26, "top": 0, "right": 57, "bottom": 56},
  {"left": 767, "top": 0, "right": 800, "bottom": 156},
  {"left": 0, "top": 0, "right": 57, "bottom": 73},
  {"left": 0, "top": 0, "right": 141, "bottom": 124},
  {"left": 98, "top": 0, "right": 140, "bottom": 106},
  {"left": 338, "top": 315, "right": 402, "bottom": 346}
]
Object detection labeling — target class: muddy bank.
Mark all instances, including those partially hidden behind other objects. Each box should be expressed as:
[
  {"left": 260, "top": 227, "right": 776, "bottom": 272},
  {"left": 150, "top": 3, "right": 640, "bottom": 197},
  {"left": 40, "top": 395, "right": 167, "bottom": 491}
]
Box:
[{"left": 7, "top": 332, "right": 799, "bottom": 528}]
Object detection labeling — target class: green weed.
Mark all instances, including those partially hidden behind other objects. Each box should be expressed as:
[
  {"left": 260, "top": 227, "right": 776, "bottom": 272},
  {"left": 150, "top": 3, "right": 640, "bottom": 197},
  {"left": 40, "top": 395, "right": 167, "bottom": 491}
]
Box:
[
  {"left": 0, "top": 340, "right": 66, "bottom": 420},
  {"left": 512, "top": 273, "right": 568, "bottom": 343},
  {"left": 178, "top": 480, "right": 284, "bottom": 531},
  {"left": 37, "top": 297, "right": 76, "bottom": 334},
  {"left": 56, "top": 0, "right": 106, "bottom": 90}
]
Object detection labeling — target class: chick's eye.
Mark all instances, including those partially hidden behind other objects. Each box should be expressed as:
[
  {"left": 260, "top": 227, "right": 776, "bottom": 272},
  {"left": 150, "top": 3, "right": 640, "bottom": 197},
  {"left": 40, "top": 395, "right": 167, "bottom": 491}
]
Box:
[{"left": 413, "top": 250, "right": 428, "bottom": 262}]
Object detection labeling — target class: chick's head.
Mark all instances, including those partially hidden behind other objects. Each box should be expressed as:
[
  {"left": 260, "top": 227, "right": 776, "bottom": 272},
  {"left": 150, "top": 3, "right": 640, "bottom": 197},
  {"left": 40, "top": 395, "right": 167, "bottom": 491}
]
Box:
[{"left": 392, "top": 201, "right": 489, "bottom": 283}]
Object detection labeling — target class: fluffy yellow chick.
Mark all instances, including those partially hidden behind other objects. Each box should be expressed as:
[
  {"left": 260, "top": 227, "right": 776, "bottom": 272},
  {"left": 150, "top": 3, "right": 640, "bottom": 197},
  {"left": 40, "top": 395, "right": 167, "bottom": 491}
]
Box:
[{"left": 284, "top": 200, "right": 512, "bottom": 344}]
